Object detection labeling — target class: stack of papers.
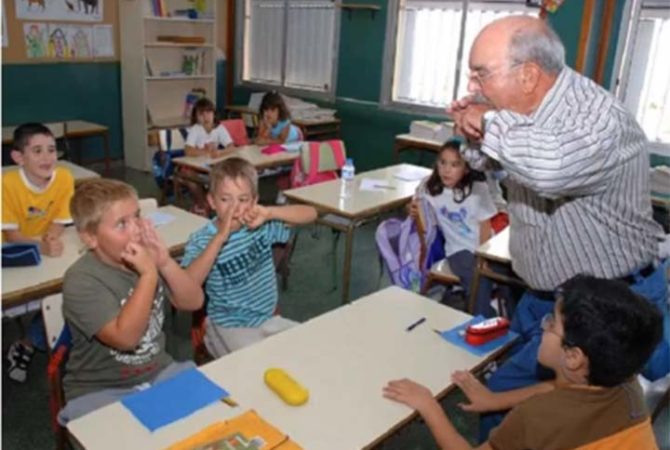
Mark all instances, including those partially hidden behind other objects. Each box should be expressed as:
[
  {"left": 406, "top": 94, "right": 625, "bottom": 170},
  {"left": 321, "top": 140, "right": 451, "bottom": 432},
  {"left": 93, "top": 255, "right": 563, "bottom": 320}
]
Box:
[
  {"left": 409, "top": 121, "right": 453, "bottom": 142},
  {"left": 359, "top": 178, "right": 396, "bottom": 192}
]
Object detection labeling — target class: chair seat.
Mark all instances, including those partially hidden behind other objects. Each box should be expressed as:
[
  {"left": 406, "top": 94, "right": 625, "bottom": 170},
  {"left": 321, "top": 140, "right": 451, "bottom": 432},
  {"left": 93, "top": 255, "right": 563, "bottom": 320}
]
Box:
[{"left": 429, "top": 259, "right": 461, "bottom": 283}]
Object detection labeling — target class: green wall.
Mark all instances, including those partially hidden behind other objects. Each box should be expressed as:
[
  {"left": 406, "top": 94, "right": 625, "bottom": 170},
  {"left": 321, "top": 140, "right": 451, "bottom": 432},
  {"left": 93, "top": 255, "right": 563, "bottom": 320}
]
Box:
[{"left": 2, "top": 62, "right": 123, "bottom": 162}]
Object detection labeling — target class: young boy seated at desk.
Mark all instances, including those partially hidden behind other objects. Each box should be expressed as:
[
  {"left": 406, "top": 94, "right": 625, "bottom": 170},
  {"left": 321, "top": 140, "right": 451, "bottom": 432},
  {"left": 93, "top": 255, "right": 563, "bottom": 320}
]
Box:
[
  {"left": 59, "top": 179, "right": 204, "bottom": 424},
  {"left": 383, "top": 275, "right": 662, "bottom": 450},
  {"left": 3, "top": 123, "right": 75, "bottom": 383},
  {"left": 181, "top": 157, "right": 317, "bottom": 357}
]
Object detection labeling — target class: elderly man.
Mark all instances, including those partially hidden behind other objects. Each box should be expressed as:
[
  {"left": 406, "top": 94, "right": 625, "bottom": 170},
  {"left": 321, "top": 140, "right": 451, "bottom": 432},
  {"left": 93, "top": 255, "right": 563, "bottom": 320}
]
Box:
[{"left": 450, "top": 15, "right": 669, "bottom": 434}]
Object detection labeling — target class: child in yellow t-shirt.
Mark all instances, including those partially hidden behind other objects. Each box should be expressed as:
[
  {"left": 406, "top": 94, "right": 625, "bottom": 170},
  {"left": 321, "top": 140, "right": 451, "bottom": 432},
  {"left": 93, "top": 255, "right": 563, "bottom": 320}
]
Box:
[{"left": 2, "top": 123, "right": 75, "bottom": 382}]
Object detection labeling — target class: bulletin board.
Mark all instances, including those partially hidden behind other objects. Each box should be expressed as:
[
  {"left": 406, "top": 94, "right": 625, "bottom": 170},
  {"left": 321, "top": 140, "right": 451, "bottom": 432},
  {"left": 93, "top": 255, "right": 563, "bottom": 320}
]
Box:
[{"left": 2, "top": 0, "right": 119, "bottom": 63}]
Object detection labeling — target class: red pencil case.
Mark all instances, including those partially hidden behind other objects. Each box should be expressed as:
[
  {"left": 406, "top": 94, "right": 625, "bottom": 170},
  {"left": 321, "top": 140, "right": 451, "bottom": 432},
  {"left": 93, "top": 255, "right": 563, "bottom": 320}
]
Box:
[
  {"left": 261, "top": 144, "right": 285, "bottom": 155},
  {"left": 465, "top": 317, "right": 510, "bottom": 346}
]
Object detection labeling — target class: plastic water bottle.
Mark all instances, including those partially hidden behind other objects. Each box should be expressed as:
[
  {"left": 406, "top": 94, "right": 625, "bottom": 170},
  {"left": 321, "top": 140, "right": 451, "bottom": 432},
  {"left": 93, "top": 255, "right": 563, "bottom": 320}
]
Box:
[{"left": 340, "top": 158, "right": 355, "bottom": 199}]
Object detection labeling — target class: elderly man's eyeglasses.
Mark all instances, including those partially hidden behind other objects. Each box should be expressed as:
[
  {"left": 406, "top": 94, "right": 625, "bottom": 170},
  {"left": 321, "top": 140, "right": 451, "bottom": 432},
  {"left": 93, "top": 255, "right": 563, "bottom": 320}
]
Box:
[{"left": 468, "top": 62, "right": 524, "bottom": 86}]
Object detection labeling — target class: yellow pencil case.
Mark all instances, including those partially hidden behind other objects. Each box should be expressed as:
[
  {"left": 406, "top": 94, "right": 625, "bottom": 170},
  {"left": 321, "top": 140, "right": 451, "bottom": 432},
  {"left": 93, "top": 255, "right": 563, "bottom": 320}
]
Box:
[{"left": 264, "top": 368, "right": 309, "bottom": 406}]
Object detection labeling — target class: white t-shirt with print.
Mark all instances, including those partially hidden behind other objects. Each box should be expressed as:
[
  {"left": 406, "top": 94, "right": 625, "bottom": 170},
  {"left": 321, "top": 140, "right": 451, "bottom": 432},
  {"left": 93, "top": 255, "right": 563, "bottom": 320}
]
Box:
[
  {"left": 186, "top": 124, "right": 233, "bottom": 149},
  {"left": 422, "top": 181, "right": 497, "bottom": 257}
]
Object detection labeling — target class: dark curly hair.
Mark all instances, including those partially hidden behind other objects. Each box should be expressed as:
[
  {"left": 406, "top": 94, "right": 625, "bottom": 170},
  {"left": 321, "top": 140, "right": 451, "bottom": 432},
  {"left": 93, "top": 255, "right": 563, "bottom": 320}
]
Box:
[
  {"left": 425, "top": 139, "right": 486, "bottom": 203},
  {"left": 190, "top": 97, "right": 217, "bottom": 126},
  {"left": 259, "top": 91, "right": 290, "bottom": 121}
]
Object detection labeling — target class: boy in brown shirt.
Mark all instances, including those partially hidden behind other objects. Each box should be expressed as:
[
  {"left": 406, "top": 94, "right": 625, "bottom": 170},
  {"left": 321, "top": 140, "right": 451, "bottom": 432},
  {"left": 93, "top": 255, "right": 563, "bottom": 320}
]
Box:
[{"left": 383, "top": 275, "right": 662, "bottom": 449}]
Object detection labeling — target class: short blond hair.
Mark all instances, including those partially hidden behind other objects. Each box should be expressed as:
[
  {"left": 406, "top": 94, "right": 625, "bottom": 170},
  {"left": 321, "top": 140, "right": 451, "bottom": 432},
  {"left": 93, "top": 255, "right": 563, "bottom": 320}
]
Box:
[
  {"left": 71, "top": 178, "right": 138, "bottom": 232},
  {"left": 209, "top": 157, "right": 258, "bottom": 196}
]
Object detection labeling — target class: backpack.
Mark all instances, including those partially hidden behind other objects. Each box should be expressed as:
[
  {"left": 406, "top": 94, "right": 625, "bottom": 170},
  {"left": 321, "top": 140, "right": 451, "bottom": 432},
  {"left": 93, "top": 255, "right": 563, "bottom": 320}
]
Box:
[
  {"left": 152, "top": 128, "right": 187, "bottom": 198},
  {"left": 289, "top": 140, "right": 346, "bottom": 188},
  {"left": 375, "top": 198, "right": 445, "bottom": 292}
]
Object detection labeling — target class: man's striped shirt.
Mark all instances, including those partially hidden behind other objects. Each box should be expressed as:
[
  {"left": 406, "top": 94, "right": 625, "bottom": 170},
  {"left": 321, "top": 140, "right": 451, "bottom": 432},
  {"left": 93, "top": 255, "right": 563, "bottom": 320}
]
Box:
[
  {"left": 465, "top": 67, "right": 662, "bottom": 290},
  {"left": 181, "top": 219, "right": 290, "bottom": 327}
]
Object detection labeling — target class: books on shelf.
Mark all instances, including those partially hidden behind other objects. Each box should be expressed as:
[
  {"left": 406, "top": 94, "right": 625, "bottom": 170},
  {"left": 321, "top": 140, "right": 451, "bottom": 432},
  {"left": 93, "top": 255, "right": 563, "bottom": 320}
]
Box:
[
  {"left": 183, "top": 88, "right": 207, "bottom": 119},
  {"left": 157, "top": 35, "right": 206, "bottom": 44},
  {"left": 182, "top": 48, "right": 206, "bottom": 75}
]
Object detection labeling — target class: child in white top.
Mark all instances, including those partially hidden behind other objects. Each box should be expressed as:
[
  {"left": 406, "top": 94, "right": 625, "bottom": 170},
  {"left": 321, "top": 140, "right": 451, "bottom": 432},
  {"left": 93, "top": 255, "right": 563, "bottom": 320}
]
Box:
[
  {"left": 183, "top": 98, "right": 236, "bottom": 215},
  {"left": 411, "top": 139, "right": 498, "bottom": 317}
]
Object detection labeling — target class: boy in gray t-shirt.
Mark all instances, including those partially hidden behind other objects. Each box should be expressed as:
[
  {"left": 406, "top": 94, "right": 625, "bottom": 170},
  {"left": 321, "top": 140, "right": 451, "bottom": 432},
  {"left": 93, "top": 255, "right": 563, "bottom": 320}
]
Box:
[{"left": 58, "top": 179, "right": 204, "bottom": 425}]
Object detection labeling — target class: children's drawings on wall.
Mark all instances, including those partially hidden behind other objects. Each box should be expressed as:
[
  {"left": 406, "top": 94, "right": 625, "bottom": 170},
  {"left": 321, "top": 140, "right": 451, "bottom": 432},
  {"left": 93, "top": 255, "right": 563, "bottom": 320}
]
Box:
[
  {"left": 23, "top": 22, "right": 47, "bottom": 58},
  {"left": 92, "top": 23, "right": 112, "bottom": 57},
  {"left": 15, "top": 0, "right": 102, "bottom": 22}
]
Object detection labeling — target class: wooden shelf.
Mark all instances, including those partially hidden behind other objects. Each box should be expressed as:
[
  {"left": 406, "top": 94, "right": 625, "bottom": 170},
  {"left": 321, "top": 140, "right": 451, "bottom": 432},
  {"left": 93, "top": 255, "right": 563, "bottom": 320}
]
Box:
[
  {"left": 145, "top": 42, "right": 214, "bottom": 48},
  {"left": 144, "top": 16, "right": 214, "bottom": 23},
  {"left": 146, "top": 75, "right": 214, "bottom": 80},
  {"left": 149, "top": 116, "right": 190, "bottom": 129}
]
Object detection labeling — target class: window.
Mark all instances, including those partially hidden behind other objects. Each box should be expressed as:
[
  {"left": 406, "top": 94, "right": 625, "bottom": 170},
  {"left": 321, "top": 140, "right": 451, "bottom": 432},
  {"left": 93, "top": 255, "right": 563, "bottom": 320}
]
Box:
[
  {"left": 614, "top": 0, "right": 670, "bottom": 150},
  {"left": 239, "top": 0, "right": 339, "bottom": 95},
  {"left": 383, "top": 0, "right": 538, "bottom": 111}
]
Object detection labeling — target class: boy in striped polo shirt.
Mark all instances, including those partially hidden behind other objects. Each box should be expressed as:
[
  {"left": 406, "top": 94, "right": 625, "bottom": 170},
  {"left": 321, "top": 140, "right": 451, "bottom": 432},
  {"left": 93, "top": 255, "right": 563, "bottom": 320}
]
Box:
[{"left": 182, "top": 157, "right": 317, "bottom": 357}]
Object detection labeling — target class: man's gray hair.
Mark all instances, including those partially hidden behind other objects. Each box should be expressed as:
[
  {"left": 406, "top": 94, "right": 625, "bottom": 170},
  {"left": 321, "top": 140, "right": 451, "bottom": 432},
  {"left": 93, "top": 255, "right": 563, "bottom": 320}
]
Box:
[{"left": 508, "top": 23, "right": 565, "bottom": 74}]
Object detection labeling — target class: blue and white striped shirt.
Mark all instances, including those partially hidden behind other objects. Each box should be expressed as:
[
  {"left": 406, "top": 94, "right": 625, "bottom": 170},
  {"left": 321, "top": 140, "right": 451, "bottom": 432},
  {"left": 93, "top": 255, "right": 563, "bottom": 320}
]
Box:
[
  {"left": 464, "top": 67, "right": 662, "bottom": 290},
  {"left": 181, "top": 219, "right": 290, "bottom": 327}
]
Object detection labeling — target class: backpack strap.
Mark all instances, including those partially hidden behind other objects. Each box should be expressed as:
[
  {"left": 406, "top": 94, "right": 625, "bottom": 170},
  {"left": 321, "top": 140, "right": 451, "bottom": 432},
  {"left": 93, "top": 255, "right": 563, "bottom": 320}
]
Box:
[{"left": 327, "top": 140, "right": 346, "bottom": 168}]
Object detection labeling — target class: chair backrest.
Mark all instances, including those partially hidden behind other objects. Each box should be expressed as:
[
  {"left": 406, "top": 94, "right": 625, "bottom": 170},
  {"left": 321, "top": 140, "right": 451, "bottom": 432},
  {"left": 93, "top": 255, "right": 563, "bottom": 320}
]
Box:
[
  {"left": 158, "top": 128, "right": 187, "bottom": 153},
  {"left": 221, "top": 119, "right": 250, "bottom": 146},
  {"left": 42, "top": 294, "right": 66, "bottom": 352},
  {"left": 290, "top": 140, "right": 346, "bottom": 188}
]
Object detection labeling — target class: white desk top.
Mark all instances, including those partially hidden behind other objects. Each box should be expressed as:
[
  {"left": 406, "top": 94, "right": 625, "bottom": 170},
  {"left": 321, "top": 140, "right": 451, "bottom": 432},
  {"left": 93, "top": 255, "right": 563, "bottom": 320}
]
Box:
[
  {"left": 2, "top": 161, "right": 99, "bottom": 182},
  {"left": 395, "top": 134, "right": 443, "bottom": 147},
  {"left": 172, "top": 145, "right": 299, "bottom": 172},
  {"left": 68, "top": 286, "right": 504, "bottom": 450},
  {"left": 284, "top": 164, "right": 431, "bottom": 219},
  {"left": 2, "top": 205, "right": 208, "bottom": 309},
  {"left": 476, "top": 226, "right": 511, "bottom": 263}
]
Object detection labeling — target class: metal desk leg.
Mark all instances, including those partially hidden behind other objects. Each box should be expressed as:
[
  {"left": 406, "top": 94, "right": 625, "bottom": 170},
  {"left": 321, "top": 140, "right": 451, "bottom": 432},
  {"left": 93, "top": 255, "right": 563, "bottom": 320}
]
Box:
[
  {"left": 393, "top": 142, "right": 403, "bottom": 163},
  {"left": 468, "top": 254, "right": 484, "bottom": 315},
  {"left": 102, "top": 130, "right": 111, "bottom": 175},
  {"left": 341, "top": 222, "right": 356, "bottom": 304}
]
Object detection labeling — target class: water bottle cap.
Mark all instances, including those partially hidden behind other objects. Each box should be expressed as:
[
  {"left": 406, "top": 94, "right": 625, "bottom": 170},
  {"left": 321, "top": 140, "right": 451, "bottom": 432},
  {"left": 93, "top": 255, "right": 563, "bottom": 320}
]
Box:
[{"left": 346, "top": 158, "right": 353, "bottom": 165}]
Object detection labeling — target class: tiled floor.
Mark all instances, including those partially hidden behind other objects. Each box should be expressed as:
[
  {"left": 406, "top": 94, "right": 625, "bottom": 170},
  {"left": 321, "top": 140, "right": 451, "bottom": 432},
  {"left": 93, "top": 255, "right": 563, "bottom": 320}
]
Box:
[{"left": 2, "top": 161, "right": 668, "bottom": 449}]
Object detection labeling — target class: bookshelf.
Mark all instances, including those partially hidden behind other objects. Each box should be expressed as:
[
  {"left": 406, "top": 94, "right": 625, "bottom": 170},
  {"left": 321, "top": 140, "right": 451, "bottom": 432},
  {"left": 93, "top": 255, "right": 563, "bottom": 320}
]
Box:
[{"left": 119, "top": 0, "right": 217, "bottom": 171}]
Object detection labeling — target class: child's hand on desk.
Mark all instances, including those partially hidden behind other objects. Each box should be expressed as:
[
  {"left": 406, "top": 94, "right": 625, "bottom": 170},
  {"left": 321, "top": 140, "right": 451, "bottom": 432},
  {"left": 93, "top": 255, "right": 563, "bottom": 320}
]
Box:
[
  {"left": 40, "top": 234, "right": 64, "bottom": 257},
  {"left": 121, "top": 242, "right": 157, "bottom": 276},
  {"left": 451, "top": 370, "right": 496, "bottom": 412},
  {"left": 383, "top": 378, "right": 435, "bottom": 414},
  {"left": 139, "top": 219, "right": 170, "bottom": 269},
  {"left": 408, "top": 199, "right": 419, "bottom": 219},
  {"left": 242, "top": 204, "right": 271, "bottom": 229}
]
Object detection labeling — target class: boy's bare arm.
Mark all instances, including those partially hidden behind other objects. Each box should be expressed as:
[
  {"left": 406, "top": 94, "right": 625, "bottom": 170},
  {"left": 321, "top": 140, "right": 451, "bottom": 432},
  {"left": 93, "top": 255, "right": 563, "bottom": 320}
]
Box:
[
  {"left": 3, "top": 229, "right": 64, "bottom": 257},
  {"left": 159, "top": 258, "right": 204, "bottom": 310},
  {"left": 184, "top": 212, "right": 233, "bottom": 286},
  {"left": 252, "top": 205, "right": 317, "bottom": 227},
  {"left": 452, "top": 370, "right": 555, "bottom": 412},
  {"left": 96, "top": 243, "right": 159, "bottom": 351}
]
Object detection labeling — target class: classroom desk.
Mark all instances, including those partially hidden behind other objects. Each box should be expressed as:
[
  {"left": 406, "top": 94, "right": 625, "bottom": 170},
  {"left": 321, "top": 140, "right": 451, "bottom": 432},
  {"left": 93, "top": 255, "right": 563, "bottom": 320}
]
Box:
[
  {"left": 468, "top": 227, "right": 526, "bottom": 313},
  {"left": 1, "top": 206, "right": 208, "bottom": 311},
  {"left": 171, "top": 145, "right": 299, "bottom": 206},
  {"left": 2, "top": 161, "right": 100, "bottom": 183},
  {"left": 224, "top": 104, "right": 341, "bottom": 140},
  {"left": 393, "top": 134, "right": 444, "bottom": 162},
  {"left": 284, "top": 164, "right": 431, "bottom": 304},
  {"left": 2, "top": 120, "right": 111, "bottom": 174},
  {"left": 67, "top": 286, "right": 513, "bottom": 450}
]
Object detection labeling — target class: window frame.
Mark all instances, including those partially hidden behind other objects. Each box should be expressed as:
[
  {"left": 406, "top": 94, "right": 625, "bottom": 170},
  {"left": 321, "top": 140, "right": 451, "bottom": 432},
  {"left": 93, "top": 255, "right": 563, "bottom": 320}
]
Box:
[
  {"left": 234, "top": 0, "right": 341, "bottom": 101},
  {"left": 611, "top": 0, "right": 670, "bottom": 156},
  {"left": 380, "top": 0, "right": 538, "bottom": 115}
]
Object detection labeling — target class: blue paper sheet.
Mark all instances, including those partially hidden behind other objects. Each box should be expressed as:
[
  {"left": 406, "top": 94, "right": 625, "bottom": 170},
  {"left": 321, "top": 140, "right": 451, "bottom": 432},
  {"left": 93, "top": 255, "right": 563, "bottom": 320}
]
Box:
[
  {"left": 438, "top": 316, "right": 519, "bottom": 357},
  {"left": 121, "top": 368, "right": 229, "bottom": 432}
]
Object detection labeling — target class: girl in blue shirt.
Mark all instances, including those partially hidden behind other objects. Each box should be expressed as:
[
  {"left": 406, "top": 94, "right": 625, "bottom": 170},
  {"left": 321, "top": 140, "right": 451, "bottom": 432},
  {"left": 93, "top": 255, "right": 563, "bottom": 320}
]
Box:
[{"left": 254, "top": 91, "right": 301, "bottom": 145}]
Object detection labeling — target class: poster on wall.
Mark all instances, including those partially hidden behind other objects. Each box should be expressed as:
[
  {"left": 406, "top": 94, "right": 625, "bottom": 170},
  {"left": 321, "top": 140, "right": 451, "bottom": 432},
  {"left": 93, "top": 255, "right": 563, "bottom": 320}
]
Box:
[
  {"left": 46, "top": 23, "right": 92, "bottom": 58},
  {"left": 15, "top": 0, "right": 102, "bottom": 22},
  {"left": 23, "top": 22, "right": 48, "bottom": 58},
  {"left": 92, "top": 23, "right": 112, "bottom": 57}
]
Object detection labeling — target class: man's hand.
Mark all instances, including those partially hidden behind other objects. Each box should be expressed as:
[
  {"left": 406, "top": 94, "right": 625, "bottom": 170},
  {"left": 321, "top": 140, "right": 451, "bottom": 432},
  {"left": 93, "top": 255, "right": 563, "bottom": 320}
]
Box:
[
  {"left": 139, "top": 219, "right": 170, "bottom": 269},
  {"left": 242, "top": 204, "right": 271, "bottom": 229},
  {"left": 40, "top": 234, "right": 64, "bottom": 257},
  {"left": 383, "top": 378, "right": 436, "bottom": 414}
]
